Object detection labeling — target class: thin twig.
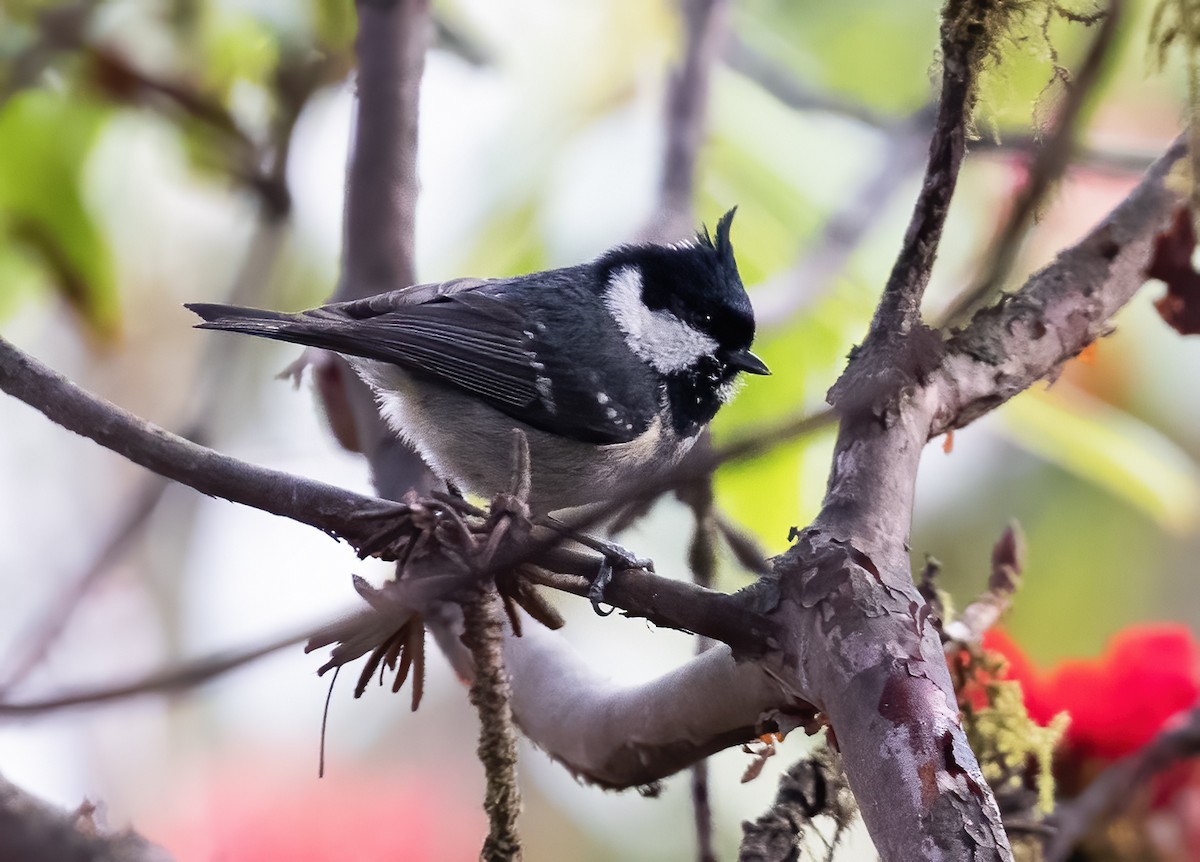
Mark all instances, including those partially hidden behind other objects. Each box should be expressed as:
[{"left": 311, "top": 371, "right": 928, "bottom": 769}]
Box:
[
  {"left": 461, "top": 585, "right": 523, "bottom": 861},
  {"left": 752, "top": 107, "right": 934, "bottom": 332},
  {"left": 866, "top": 6, "right": 981, "bottom": 339},
  {"left": 938, "top": 0, "right": 1122, "bottom": 325},
  {"left": 1043, "top": 705, "right": 1200, "bottom": 861},
  {"left": 681, "top": 470, "right": 720, "bottom": 862},
  {"left": 942, "top": 521, "right": 1024, "bottom": 650},
  {"left": 0, "top": 623, "right": 324, "bottom": 715}
]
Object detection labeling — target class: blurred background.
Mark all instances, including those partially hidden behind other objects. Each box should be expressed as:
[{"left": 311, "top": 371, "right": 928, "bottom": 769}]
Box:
[{"left": 0, "top": 0, "right": 1196, "bottom": 859}]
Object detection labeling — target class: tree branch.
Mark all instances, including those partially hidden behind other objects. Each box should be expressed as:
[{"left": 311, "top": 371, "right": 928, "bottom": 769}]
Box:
[
  {"left": 863, "top": 1, "right": 982, "bottom": 341},
  {"left": 934, "top": 134, "right": 1189, "bottom": 435},
  {"left": 0, "top": 335, "right": 407, "bottom": 547},
  {"left": 1044, "top": 705, "right": 1200, "bottom": 861},
  {"left": 0, "top": 774, "right": 173, "bottom": 862},
  {"left": 752, "top": 107, "right": 933, "bottom": 332},
  {"left": 644, "top": 0, "right": 731, "bottom": 243},
  {"left": 939, "top": 0, "right": 1121, "bottom": 325},
  {"left": 427, "top": 615, "right": 793, "bottom": 789},
  {"left": 0, "top": 623, "right": 319, "bottom": 715},
  {"left": 769, "top": 128, "right": 1189, "bottom": 862}
]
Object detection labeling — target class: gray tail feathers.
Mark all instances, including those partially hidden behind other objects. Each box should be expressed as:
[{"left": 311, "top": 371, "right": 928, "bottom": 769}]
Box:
[{"left": 185, "top": 302, "right": 352, "bottom": 355}]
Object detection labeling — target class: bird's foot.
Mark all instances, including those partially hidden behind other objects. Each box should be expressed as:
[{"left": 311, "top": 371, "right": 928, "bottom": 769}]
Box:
[{"left": 537, "top": 518, "right": 654, "bottom": 616}]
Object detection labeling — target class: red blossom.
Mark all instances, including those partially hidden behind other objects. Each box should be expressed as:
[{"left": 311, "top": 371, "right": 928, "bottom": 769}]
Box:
[
  {"left": 149, "top": 760, "right": 485, "bottom": 862},
  {"left": 983, "top": 625, "right": 1200, "bottom": 763}
]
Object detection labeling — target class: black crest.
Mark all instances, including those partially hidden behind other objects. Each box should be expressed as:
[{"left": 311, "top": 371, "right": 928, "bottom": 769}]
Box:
[{"left": 699, "top": 207, "right": 737, "bottom": 266}]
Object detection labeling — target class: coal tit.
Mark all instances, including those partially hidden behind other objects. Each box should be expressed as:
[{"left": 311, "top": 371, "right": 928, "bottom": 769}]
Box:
[{"left": 187, "top": 208, "right": 767, "bottom": 512}]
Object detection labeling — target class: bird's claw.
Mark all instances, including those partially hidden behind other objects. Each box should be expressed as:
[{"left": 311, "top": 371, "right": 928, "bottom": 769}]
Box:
[
  {"left": 589, "top": 559, "right": 616, "bottom": 617},
  {"left": 587, "top": 541, "right": 654, "bottom": 617}
]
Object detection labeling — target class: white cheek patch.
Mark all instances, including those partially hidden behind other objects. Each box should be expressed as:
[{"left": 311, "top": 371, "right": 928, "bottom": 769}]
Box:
[{"left": 603, "top": 266, "right": 719, "bottom": 374}]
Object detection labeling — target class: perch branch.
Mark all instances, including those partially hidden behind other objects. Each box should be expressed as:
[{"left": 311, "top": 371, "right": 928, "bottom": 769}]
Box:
[{"left": 0, "top": 334, "right": 407, "bottom": 548}]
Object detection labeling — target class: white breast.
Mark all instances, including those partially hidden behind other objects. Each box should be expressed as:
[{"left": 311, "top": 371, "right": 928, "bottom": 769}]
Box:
[{"left": 346, "top": 359, "right": 695, "bottom": 511}]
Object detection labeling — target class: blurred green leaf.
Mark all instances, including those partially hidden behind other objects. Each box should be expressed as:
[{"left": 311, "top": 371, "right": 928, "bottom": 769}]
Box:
[
  {"left": 455, "top": 201, "right": 547, "bottom": 279},
  {"left": 1001, "top": 383, "right": 1200, "bottom": 533},
  {"left": 1004, "top": 471, "right": 1156, "bottom": 663},
  {"left": 201, "top": 11, "right": 281, "bottom": 96},
  {"left": 312, "top": 0, "right": 357, "bottom": 54},
  {"left": 737, "top": 0, "right": 940, "bottom": 113},
  {"left": 0, "top": 89, "right": 116, "bottom": 340},
  {"left": 712, "top": 289, "right": 867, "bottom": 552}
]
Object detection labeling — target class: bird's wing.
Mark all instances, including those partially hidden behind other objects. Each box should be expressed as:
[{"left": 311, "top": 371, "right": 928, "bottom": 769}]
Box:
[{"left": 188, "top": 281, "right": 656, "bottom": 445}]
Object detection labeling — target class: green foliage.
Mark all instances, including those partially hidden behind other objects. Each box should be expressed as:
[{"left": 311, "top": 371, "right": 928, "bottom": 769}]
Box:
[
  {"left": 712, "top": 290, "right": 868, "bottom": 553},
  {"left": 1001, "top": 385, "right": 1200, "bottom": 533},
  {"left": 736, "top": 0, "right": 941, "bottom": 112},
  {"left": 0, "top": 90, "right": 116, "bottom": 340},
  {"left": 312, "top": 0, "right": 357, "bottom": 54},
  {"left": 200, "top": 11, "right": 282, "bottom": 98},
  {"left": 958, "top": 648, "right": 1069, "bottom": 814}
]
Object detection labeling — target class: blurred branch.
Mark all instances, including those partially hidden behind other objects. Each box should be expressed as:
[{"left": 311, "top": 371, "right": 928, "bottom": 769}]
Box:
[
  {"left": 644, "top": 0, "right": 731, "bottom": 242},
  {"left": 0, "top": 774, "right": 173, "bottom": 862},
  {"left": 0, "top": 1, "right": 98, "bottom": 104},
  {"left": 0, "top": 197, "right": 291, "bottom": 697},
  {"left": 428, "top": 616, "right": 794, "bottom": 789},
  {"left": 681, "top": 473, "right": 720, "bottom": 862},
  {"left": 325, "top": 0, "right": 436, "bottom": 496},
  {"left": 941, "top": 522, "right": 1024, "bottom": 650},
  {"left": 751, "top": 106, "right": 933, "bottom": 331},
  {"left": 0, "top": 467, "right": 177, "bottom": 697},
  {"left": 1044, "top": 705, "right": 1200, "bottom": 861},
  {"left": 938, "top": 0, "right": 1121, "bottom": 325},
  {"left": 726, "top": 32, "right": 1155, "bottom": 175},
  {"left": 0, "top": 622, "right": 320, "bottom": 715},
  {"left": 724, "top": 33, "right": 896, "bottom": 129}
]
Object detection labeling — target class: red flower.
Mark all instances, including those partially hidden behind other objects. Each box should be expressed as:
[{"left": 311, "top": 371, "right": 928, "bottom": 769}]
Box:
[
  {"left": 149, "top": 759, "right": 485, "bottom": 862},
  {"left": 984, "top": 625, "right": 1200, "bottom": 764}
]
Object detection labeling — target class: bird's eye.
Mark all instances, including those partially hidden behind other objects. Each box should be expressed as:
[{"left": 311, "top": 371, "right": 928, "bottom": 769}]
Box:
[{"left": 702, "top": 314, "right": 712, "bottom": 323}]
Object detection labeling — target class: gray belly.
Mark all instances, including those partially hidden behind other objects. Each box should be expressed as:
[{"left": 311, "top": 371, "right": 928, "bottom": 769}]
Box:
[{"left": 350, "top": 360, "right": 694, "bottom": 511}]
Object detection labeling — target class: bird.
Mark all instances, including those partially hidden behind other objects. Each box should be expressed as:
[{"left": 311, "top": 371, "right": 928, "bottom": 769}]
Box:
[{"left": 187, "top": 208, "right": 768, "bottom": 514}]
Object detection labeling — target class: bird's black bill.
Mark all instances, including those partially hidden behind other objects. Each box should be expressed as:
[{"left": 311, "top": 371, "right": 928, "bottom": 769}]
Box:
[{"left": 728, "top": 348, "right": 770, "bottom": 375}]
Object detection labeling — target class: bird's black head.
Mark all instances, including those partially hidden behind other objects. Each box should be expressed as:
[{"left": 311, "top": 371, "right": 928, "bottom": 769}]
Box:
[{"left": 598, "top": 208, "right": 768, "bottom": 381}]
